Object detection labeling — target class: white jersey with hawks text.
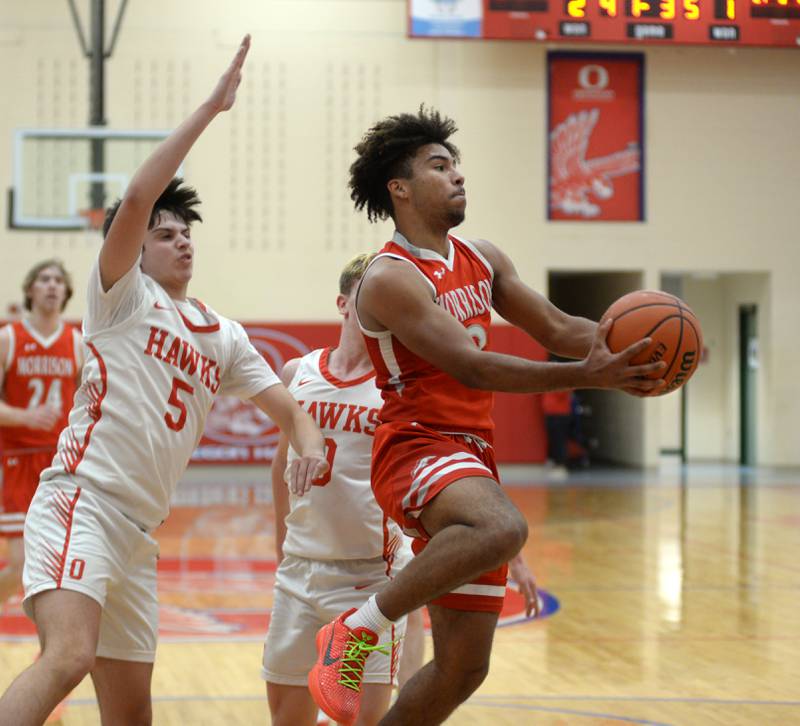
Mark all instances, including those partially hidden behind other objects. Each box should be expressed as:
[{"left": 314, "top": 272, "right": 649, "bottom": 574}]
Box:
[
  {"left": 40, "top": 261, "right": 280, "bottom": 530},
  {"left": 283, "top": 348, "right": 404, "bottom": 562}
]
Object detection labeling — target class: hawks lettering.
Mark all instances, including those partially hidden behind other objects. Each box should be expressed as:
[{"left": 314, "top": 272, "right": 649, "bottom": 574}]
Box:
[
  {"left": 299, "top": 398, "right": 379, "bottom": 436},
  {"left": 144, "top": 326, "right": 220, "bottom": 394},
  {"left": 344, "top": 404, "right": 369, "bottom": 433},
  {"left": 318, "top": 401, "right": 346, "bottom": 429}
]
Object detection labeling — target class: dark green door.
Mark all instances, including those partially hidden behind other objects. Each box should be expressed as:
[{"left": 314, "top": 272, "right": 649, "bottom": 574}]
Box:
[{"left": 739, "top": 305, "right": 757, "bottom": 466}]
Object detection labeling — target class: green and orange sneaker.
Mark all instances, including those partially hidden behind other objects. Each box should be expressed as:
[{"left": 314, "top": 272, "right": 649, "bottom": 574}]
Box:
[{"left": 308, "top": 608, "right": 392, "bottom": 726}]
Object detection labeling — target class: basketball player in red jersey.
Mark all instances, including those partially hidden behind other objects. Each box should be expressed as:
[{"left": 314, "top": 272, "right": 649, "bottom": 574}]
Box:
[
  {"left": 308, "top": 108, "right": 666, "bottom": 725},
  {"left": 0, "top": 260, "right": 82, "bottom": 609},
  {"left": 266, "top": 252, "right": 540, "bottom": 726}
]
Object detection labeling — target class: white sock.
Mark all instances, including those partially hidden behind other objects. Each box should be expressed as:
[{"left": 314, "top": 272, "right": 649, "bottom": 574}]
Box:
[{"left": 344, "top": 594, "right": 393, "bottom": 634}]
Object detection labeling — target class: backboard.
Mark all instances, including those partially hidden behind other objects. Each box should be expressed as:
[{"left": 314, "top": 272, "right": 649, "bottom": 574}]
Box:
[{"left": 9, "top": 127, "right": 182, "bottom": 230}]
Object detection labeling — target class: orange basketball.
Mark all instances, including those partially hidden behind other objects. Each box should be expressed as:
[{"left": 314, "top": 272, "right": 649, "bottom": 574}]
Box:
[{"left": 600, "top": 290, "right": 703, "bottom": 396}]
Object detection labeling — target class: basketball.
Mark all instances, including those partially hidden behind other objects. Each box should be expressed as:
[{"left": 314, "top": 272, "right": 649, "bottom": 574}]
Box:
[{"left": 601, "top": 290, "right": 703, "bottom": 396}]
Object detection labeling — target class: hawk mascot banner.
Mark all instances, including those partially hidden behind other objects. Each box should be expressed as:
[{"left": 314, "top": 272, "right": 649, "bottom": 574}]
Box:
[{"left": 547, "top": 53, "right": 644, "bottom": 222}]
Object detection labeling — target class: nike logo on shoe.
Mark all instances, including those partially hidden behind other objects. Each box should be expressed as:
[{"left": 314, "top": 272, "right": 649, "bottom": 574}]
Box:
[{"left": 322, "top": 628, "right": 340, "bottom": 666}]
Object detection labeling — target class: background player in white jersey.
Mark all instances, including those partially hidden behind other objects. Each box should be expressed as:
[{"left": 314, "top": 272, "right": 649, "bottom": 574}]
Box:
[
  {"left": 264, "top": 254, "right": 412, "bottom": 726},
  {"left": 0, "top": 36, "right": 328, "bottom": 726},
  {"left": 0, "top": 260, "right": 82, "bottom": 612}
]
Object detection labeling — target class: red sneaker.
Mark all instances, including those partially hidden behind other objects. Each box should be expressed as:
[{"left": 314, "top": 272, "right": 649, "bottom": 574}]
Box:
[{"left": 308, "top": 609, "right": 390, "bottom": 726}]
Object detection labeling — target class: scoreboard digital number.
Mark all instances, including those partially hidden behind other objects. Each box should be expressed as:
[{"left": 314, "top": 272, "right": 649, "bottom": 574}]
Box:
[{"left": 409, "top": 0, "right": 800, "bottom": 47}]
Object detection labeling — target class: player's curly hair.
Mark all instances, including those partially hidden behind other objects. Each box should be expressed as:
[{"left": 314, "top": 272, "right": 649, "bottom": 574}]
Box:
[
  {"left": 102, "top": 177, "right": 203, "bottom": 238},
  {"left": 349, "top": 105, "right": 460, "bottom": 223},
  {"left": 22, "top": 259, "right": 73, "bottom": 311}
]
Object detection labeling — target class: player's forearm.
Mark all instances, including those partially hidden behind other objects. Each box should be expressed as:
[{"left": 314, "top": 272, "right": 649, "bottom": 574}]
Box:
[
  {"left": 285, "top": 411, "right": 326, "bottom": 459},
  {"left": 456, "top": 351, "right": 595, "bottom": 393},
  {"left": 0, "top": 402, "right": 26, "bottom": 427},
  {"left": 500, "top": 300, "right": 596, "bottom": 360},
  {"left": 124, "top": 102, "right": 218, "bottom": 208},
  {"left": 270, "top": 460, "right": 289, "bottom": 565},
  {"left": 546, "top": 315, "right": 596, "bottom": 359}
]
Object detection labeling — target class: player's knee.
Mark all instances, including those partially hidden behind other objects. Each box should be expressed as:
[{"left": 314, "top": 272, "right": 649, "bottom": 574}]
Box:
[
  {"left": 485, "top": 511, "right": 528, "bottom": 562},
  {"left": 446, "top": 660, "right": 491, "bottom": 705},
  {"left": 506, "top": 508, "right": 529, "bottom": 554},
  {"left": 43, "top": 646, "right": 95, "bottom": 690}
]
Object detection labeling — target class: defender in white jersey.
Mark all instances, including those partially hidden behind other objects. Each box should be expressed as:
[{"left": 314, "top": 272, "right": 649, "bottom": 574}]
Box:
[
  {"left": 265, "top": 255, "right": 425, "bottom": 726},
  {"left": 0, "top": 37, "right": 328, "bottom": 726}
]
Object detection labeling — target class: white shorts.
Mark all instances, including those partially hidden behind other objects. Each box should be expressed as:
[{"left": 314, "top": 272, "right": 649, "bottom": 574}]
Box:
[
  {"left": 22, "top": 478, "right": 159, "bottom": 663},
  {"left": 395, "top": 534, "right": 414, "bottom": 571},
  {"left": 262, "top": 555, "right": 408, "bottom": 686}
]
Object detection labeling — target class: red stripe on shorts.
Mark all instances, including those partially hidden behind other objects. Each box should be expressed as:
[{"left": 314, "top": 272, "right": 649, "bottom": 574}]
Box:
[{"left": 55, "top": 488, "right": 82, "bottom": 588}]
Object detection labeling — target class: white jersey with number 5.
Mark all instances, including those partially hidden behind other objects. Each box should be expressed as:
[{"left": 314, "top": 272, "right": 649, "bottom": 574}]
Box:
[
  {"left": 40, "top": 261, "right": 280, "bottom": 530},
  {"left": 283, "top": 348, "right": 404, "bottom": 563}
]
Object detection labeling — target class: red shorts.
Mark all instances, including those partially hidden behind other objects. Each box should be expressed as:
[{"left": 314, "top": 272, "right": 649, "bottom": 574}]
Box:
[
  {"left": 1, "top": 450, "right": 54, "bottom": 538},
  {"left": 371, "top": 421, "right": 508, "bottom": 613}
]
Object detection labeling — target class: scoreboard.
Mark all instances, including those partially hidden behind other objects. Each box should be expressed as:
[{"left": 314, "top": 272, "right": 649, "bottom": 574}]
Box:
[{"left": 409, "top": 0, "right": 800, "bottom": 47}]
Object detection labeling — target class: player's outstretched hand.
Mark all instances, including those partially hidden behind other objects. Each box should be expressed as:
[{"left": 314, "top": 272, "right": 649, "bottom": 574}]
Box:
[
  {"left": 582, "top": 319, "right": 666, "bottom": 395},
  {"left": 509, "top": 554, "right": 540, "bottom": 618},
  {"left": 285, "top": 454, "right": 330, "bottom": 497},
  {"left": 23, "top": 405, "right": 60, "bottom": 431},
  {"left": 207, "top": 34, "right": 251, "bottom": 113}
]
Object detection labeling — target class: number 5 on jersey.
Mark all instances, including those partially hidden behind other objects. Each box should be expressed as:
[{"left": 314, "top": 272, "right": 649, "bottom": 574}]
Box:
[{"left": 165, "top": 377, "right": 195, "bottom": 431}]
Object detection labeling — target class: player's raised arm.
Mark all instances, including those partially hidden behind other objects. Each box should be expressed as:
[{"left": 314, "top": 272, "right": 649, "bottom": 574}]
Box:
[
  {"left": 99, "top": 35, "right": 251, "bottom": 292},
  {"left": 473, "top": 238, "right": 596, "bottom": 359},
  {"left": 251, "top": 384, "right": 328, "bottom": 497},
  {"left": 358, "top": 258, "right": 665, "bottom": 394}
]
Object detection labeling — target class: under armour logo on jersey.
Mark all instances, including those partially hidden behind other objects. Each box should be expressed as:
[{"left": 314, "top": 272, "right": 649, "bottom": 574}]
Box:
[
  {"left": 24, "top": 343, "right": 37, "bottom": 352},
  {"left": 433, "top": 269, "right": 445, "bottom": 280}
]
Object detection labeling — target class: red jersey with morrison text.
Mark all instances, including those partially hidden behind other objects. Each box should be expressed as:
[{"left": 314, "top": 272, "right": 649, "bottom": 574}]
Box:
[
  {"left": 361, "top": 232, "right": 494, "bottom": 433},
  {"left": 1, "top": 320, "right": 80, "bottom": 453}
]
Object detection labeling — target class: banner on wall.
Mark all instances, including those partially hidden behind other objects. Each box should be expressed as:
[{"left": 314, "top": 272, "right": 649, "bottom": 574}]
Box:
[
  {"left": 409, "top": 0, "right": 482, "bottom": 37},
  {"left": 192, "top": 324, "right": 338, "bottom": 465},
  {"left": 0, "top": 318, "right": 547, "bottom": 466},
  {"left": 192, "top": 322, "right": 548, "bottom": 465},
  {"left": 547, "top": 52, "right": 644, "bottom": 222}
]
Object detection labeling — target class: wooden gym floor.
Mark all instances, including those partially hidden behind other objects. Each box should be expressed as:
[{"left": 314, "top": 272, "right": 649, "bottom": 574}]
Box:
[{"left": 1, "top": 462, "right": 798, "bottom": 725}]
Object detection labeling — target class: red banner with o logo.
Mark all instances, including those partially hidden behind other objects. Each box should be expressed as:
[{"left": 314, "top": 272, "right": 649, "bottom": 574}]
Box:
[{"left": 547, "top": 52, "right": 644, "bottom": 222}]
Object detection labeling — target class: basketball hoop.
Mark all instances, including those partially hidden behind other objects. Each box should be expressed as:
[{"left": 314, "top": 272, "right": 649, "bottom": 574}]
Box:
[{"left": 79, "top": 208, "right": 105, "bottom": 232}]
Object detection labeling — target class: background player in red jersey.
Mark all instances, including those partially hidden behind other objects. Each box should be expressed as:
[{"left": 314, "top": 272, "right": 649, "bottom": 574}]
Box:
[
  {"left": 0, "top": 260, "right": 82, "bottom": 610},
  {"left": 308, "top": 108, "right": 666, "bottom": 725}
]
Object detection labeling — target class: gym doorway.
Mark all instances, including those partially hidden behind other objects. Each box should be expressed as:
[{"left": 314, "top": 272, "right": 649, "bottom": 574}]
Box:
[{"left": 547, "top": 270, "right": 645, "bottom": 466}]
